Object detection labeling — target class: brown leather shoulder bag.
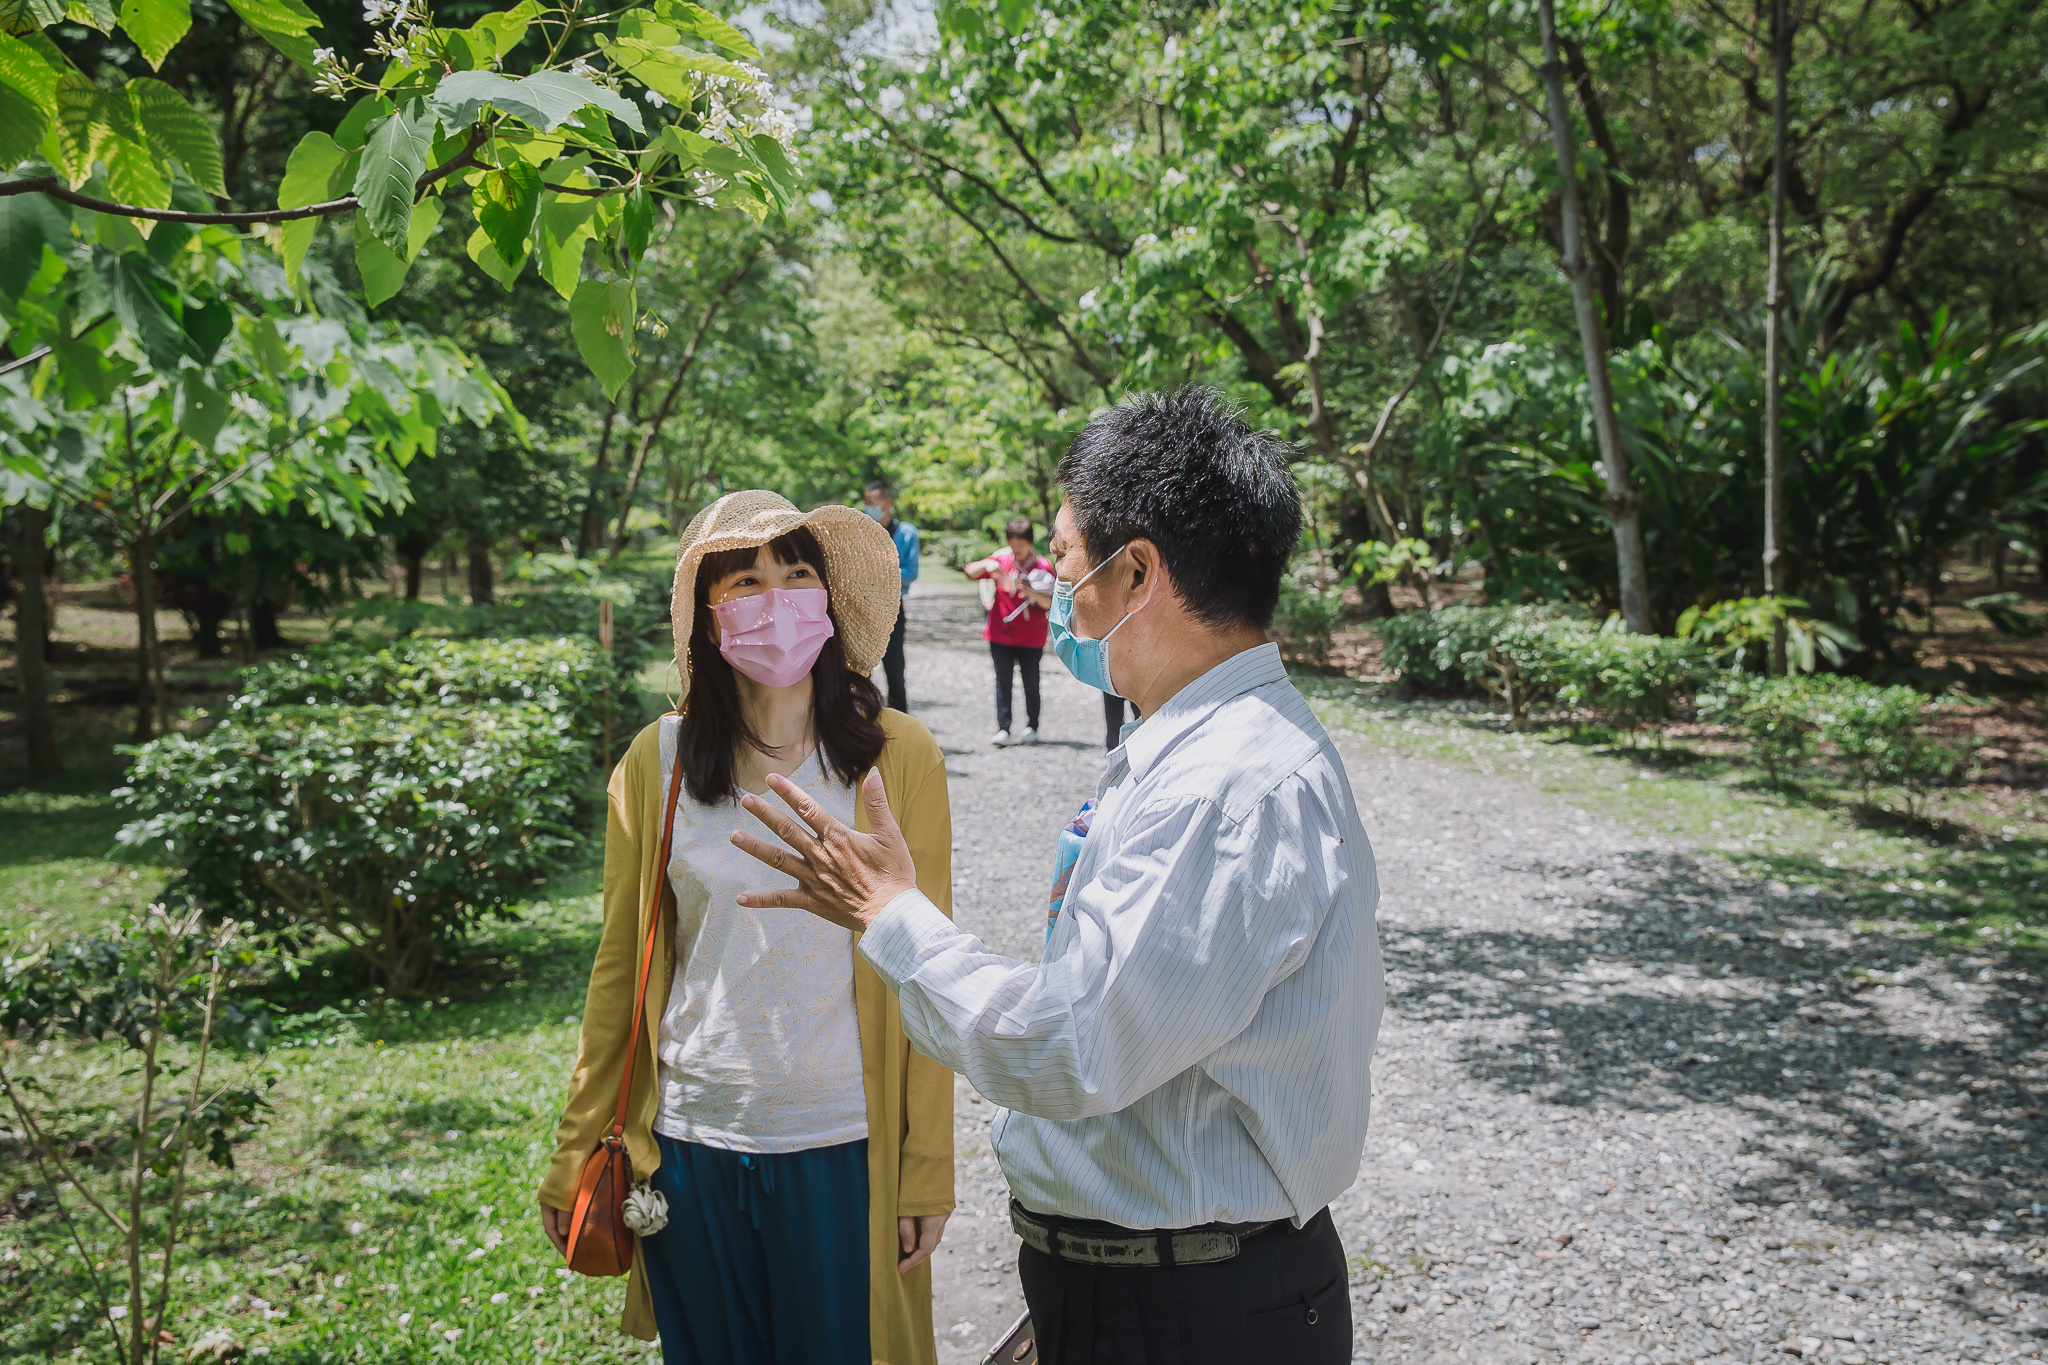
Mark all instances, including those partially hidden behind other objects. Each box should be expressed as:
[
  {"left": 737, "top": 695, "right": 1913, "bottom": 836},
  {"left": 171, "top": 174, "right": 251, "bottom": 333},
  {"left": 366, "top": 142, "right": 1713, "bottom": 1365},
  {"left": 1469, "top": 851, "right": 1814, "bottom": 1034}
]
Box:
[{"left": 565, "top": 745, "right": 687, "bottom": 1277}]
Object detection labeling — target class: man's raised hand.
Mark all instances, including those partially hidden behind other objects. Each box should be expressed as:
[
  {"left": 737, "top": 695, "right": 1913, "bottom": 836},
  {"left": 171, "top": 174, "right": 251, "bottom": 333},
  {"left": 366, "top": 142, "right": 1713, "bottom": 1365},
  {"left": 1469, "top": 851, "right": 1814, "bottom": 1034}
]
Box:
[{"left": 730, "top": 769, "right": 919, "bottom": 932}]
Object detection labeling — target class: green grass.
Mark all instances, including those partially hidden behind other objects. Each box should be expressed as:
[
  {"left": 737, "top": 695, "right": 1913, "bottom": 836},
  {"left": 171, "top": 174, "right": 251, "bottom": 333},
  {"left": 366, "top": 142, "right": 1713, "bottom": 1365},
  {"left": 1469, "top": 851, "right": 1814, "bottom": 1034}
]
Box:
[
  {"left": 1292, "top": 672, "right": 2048, "bottom": 964},
  {"left": 0, "top": 876, "right": 671, "bottom": 1364},
  {"left": 3, "top": 745, "right": 174, "bottom": 945}
]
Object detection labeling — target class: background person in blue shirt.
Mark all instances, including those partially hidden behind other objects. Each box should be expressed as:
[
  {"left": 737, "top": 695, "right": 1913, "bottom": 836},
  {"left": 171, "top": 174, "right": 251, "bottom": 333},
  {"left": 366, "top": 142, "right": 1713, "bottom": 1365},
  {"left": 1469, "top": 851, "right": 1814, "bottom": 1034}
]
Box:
[{"left": 863, "top": 479, "right": 918, "bottom": 712}]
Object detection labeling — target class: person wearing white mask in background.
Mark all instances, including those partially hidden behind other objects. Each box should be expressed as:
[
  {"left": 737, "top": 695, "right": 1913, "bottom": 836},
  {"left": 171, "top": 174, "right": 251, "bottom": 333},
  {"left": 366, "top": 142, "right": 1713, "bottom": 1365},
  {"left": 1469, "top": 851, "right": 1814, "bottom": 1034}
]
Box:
[
  {"left": 728, "top": 389, "right": 1386, "bottom": 1364},
  {"left": 862, "top": 478, "right": 919, "bottom": 713}
]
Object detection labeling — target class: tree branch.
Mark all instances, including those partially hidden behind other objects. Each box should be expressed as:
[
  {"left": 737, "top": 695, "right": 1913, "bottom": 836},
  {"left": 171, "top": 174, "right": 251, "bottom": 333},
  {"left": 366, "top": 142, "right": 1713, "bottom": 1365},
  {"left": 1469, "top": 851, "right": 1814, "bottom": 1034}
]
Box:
[
  {"left": 0, "top": 124, "right": 488, "bottom": 226},
  {"left": 0, "top": 312, "right": 113, "bottom": 378}
]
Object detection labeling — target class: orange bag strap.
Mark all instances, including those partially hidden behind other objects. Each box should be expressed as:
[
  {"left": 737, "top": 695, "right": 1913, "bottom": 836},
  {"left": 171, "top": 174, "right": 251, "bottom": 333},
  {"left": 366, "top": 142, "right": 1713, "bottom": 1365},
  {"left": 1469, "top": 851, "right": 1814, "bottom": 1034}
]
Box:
[{"left": 609, "top": 727, "right": 688, "bottom": 1144}]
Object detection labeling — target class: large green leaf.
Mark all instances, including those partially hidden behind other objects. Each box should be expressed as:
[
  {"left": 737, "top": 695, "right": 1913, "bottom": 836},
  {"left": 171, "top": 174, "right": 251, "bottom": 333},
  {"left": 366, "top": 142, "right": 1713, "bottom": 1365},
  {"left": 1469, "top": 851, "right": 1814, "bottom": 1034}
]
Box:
[
  {"left": 535, "top": 188, "right": 597, "bottom": 301},
  {"left": 464, "top": 222, "right": 524, "bottom": 289},
  {"left": 175, "top": 369, "right": 228, "bottom": 448},
  {"left": 333, "top": 93, "right": 393, "bottom": 150},
  {"left": 660, "top": 124, "right": 748, "bottom": 179},
  {"left": 0, "top": 67, "right": 44, "bottom": 166},
  {"left": 354, "top": 196, "right": 442, "bottom": 307},
  {"left": 748, "top": 132, "right": 796, "bottom": 202},
  {"left": 568, "top": 277, "right": 632, "bottom": 398},
  {"left": 94, "top": 246, "right": 187, "bottom": 372},
  {"left": 53, "top": 70, "right": 111, "bottom": 184},
  {"left": 128, "top": 77, "right": 225, "bottom": 196},
  {"left": 475, "top": 159, "right": 541, "bottom": 268},
  {"left": 276, "top": 129, "right": 345, "bottom": 287},
  {"left": 117, "top": 0, "right": 189, "bottom": 68},
  {"left": 429, "top": 68, "right": 643, "bottom": 134},
  {"left": 180, "top": 295, "right": 231, "bottom": 362},
  {"left": 222, "top": 0, "right": 319, "bottom": 68},
  {"left": 352, "top": 100, "right": 437, "bottom": 255},
  {"left": 0, "top": 0, "right": 66, "bottom": 36},
  {"left": 461, "top": 0, "right": 538, "bottom": 60},
  {"left": 653, "top": 0, "right": 759, "bottom": 58},
  {"left": 0, "top": 31, "right": 60, "bottom": 102},
  {"left": 0, "top": 192, "right": 68, "bottom": 300},
  {"left": 64, "top": 0, "right": 115, "bottom": 33},
  {"left": 602, "top": 35, "right": 750, "bottom": 103},
  {"left": 103, "top": 125, "right": 171, "bottom": 212}
]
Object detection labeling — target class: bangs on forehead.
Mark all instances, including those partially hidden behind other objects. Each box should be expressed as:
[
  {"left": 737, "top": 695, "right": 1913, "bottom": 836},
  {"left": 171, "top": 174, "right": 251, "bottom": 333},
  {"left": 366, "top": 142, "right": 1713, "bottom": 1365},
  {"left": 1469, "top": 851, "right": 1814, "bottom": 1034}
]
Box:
[{"left": 694, "top": 527, "right": 829, "bottom": 600}]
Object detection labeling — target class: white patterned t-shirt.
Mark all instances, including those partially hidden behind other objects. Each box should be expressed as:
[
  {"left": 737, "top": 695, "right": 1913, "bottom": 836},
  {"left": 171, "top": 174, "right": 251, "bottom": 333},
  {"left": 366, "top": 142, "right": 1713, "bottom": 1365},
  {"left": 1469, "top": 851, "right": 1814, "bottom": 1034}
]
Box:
[{"left": 651, "top": 720, "right": 866, "bottom": 1152}]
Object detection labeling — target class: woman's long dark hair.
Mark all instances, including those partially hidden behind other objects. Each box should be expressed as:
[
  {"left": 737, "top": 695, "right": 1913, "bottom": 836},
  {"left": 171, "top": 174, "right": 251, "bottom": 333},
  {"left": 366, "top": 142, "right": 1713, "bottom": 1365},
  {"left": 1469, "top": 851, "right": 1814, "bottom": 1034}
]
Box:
[{"left": 679, "top": 526, "right": 888, "bottom": 806}]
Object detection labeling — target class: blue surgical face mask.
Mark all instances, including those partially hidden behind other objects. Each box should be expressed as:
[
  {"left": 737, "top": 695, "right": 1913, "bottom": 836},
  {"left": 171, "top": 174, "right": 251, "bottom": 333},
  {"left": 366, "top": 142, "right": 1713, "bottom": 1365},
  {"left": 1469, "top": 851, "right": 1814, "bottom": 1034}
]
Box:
[
  {"left": 861, "top": 503, "right": 887, "bottom": 523},
  {"left": 1048, "top": 544, "right": 1133, "bottom": 696}
]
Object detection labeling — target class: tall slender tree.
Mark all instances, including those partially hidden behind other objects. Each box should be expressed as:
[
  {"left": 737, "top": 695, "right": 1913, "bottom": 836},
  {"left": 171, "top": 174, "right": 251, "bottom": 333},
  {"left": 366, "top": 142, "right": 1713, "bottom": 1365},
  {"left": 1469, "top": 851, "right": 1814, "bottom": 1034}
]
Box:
[
  {"left": 1762, "top": 0, "right": 1795, "bottom": 672},
  {"left": 1537, "top": 0, "right": 1652, "bottom": 633}
]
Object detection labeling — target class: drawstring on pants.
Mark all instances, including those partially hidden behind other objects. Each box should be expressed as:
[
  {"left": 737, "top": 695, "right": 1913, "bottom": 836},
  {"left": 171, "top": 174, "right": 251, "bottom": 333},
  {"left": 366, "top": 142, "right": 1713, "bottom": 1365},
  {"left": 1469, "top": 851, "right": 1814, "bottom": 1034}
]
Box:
[{"left": 734, "top": 1152, "right": 778, "bottom": 1230}]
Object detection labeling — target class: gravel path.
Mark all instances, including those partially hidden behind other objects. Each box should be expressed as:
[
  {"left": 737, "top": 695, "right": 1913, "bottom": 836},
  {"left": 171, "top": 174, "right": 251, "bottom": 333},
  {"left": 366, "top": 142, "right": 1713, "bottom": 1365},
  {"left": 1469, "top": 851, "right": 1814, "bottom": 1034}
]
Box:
[{"left": 886, "top": 585, "right": 2048, "bottom": 1365}]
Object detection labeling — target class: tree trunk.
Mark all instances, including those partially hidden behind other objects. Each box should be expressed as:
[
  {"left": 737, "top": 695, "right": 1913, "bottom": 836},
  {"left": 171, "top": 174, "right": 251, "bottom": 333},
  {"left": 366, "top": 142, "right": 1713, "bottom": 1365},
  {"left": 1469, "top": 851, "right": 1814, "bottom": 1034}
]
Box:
[
  {"left": 130, "top": 526, "right": 165, "bottom": 741},
  {"left": 1537, "top": 0, "right": 1653, "bottom": 635},
  {"left": 1762, "top": 0, "right": 1792, "bottom": 674},
  {"left": 577, "top": 401, "right": 617, "bottom": 559},
  {"left": 250, "top": 598, "right": 285, "bottom": 650},
  {"left": 14, "top": 503, "right": 62, "bottom": 779},
  {"left": 466, "top": 536, "right": 494, "bottom": 606},
  {"left": 397, "top": 530, "right": 433, "bottom": 601}
]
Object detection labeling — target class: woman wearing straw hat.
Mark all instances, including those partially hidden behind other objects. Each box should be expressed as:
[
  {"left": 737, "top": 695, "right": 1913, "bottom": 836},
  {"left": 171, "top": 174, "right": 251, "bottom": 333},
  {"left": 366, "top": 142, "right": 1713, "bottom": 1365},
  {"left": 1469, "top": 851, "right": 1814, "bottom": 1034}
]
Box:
[{"left": 538, "top": 491, "right": 955, "bottom": 1365}]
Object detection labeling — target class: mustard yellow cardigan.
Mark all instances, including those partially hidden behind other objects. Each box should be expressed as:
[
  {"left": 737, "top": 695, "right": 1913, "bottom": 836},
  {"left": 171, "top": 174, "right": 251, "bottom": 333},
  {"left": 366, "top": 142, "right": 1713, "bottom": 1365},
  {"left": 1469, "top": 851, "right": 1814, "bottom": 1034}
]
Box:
[{"left": 539, "top": 708, "right": 956, "bottom": 1364}]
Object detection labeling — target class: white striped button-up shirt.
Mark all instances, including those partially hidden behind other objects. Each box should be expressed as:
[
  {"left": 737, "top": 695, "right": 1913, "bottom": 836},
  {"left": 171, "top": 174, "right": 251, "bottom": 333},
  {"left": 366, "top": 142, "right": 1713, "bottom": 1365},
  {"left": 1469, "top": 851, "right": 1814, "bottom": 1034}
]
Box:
[{"left": 861, "top": 643, "right": 1384, "bottom": 1230}]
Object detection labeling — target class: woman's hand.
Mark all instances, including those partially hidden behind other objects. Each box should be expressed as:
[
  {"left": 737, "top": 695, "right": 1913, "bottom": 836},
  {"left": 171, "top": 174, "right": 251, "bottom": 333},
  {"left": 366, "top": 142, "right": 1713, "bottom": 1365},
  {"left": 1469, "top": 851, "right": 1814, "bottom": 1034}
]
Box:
[
  {"left": 541, "top": 1202, "right": 574, "bottom": 1258},
  {"left": 897, "top": 1213, "right": 950, "bottom": 1274}
]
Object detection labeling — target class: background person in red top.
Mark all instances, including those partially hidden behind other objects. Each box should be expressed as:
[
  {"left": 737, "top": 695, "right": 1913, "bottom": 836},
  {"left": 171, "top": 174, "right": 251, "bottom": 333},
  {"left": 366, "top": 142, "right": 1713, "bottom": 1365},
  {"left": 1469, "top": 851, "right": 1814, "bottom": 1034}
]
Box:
[{"left": 965, "top": 516, "right": 1054, "bottom": 747}]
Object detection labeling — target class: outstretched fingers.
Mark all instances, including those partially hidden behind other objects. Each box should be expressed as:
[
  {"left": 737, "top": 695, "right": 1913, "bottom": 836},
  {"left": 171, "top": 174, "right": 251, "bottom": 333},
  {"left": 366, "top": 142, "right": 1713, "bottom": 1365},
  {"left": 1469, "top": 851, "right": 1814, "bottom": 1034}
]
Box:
[
  {"left": 729, "top": 827, "right": 808, "bottom": 880},
  {"left": 737, "top": 790, "right": 820, "bottom": 851},
  {"left": 763, "top": 772, "right": 845, "bottom": 841}
]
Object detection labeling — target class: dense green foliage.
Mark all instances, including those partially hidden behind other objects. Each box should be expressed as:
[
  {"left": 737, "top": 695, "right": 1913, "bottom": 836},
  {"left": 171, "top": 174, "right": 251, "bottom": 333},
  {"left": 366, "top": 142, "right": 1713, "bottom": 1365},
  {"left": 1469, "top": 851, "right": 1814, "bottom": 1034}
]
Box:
[
  {"left": 232, "top": 634, "right": 633, "bottom": 757},
  {"left": 115, "top": 703, "right": 586, "bottom": 991},
  {"left": 1698, "top": 673, "right": 1967, "bottom": 809}
]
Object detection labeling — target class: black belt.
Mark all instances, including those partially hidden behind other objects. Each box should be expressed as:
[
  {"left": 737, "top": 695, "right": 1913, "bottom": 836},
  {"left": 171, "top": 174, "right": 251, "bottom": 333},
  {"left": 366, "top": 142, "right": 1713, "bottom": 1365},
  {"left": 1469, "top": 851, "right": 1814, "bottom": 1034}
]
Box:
[{"left": 1010, "top": 1200, "right": 1285, "bottom": 1268}]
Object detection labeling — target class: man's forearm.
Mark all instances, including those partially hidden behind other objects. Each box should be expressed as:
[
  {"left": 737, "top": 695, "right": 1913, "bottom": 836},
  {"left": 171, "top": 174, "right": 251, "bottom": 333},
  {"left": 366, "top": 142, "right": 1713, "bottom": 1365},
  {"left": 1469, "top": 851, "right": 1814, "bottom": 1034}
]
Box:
[{"left": 860, "top": 891, "right": 1101, "bottom": 1121}]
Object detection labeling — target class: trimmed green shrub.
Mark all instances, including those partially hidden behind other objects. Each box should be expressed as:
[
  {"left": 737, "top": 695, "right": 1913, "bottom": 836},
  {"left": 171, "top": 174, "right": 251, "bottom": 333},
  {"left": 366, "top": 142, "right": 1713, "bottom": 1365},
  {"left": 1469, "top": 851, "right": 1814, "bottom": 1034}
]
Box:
[
  {"left": 115, "top": 705, "right": 586, "bottom": 992},
  {"left": 1699, "top": 673, "right": 1962, "bottom": 808},
  {"left": 1697, "top": 674, "right": 1823, "bottom": 783},
  {"left": 1548, "top": 630, "right": 1708, "bottom": 740},
  {"left": 231, "top": 636, "right": 630, "bottom": 762},
  {"left": 1809, "top": 681, "right": 1963, "bottom": 812},
  {"left": 1378, "top": 604, "right": 1586, "bottom": 721},
  {"left": 925, "top": 530, "right": 1002, "bottom": 571}
]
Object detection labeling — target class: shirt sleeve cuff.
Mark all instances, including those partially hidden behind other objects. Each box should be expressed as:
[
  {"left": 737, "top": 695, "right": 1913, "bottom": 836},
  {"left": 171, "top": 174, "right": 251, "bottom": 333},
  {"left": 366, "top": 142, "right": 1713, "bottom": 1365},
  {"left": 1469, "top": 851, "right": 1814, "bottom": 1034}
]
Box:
[{"left": 859, "top": 888, "right": 961, "bottom": 990}]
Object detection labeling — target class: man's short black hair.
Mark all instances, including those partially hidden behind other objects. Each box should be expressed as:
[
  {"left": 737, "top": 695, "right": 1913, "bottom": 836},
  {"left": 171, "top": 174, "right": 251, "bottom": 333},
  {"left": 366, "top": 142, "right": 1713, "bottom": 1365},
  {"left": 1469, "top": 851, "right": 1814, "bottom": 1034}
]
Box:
[
  {"left": 1004, "top": 516, "right": 1033, "bottom": 541},
  {"left": 1056, "top": 387, "right": 1302, "bottom": 631},
  {"left": 865, "top": 479, "right": 894, "bottom": 496}
]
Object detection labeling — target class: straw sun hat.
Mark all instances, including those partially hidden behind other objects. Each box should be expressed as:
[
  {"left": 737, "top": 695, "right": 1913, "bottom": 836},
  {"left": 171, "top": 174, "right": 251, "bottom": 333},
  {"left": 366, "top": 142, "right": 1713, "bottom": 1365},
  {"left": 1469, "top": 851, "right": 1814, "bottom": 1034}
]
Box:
[{"left": 669, "top": 490, "right": 903, "bottom": 703}]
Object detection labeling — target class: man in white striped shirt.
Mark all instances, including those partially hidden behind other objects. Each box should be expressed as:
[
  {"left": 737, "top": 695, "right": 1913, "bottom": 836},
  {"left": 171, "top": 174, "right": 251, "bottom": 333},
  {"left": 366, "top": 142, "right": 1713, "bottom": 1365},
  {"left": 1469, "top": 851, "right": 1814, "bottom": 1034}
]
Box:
[{"left": 733, "top": 388, "right": 1385, "bottom": 1363}]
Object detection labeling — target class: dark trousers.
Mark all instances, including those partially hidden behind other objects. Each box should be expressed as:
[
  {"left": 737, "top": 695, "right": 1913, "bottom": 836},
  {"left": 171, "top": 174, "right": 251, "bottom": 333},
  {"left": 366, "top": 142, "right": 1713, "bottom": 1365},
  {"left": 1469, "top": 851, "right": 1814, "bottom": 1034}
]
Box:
[
  {"left": 991, "top": 642, "right": 1042, "bottom": 732},
  {"left": 639, "top": 1135, "right": 870, "bottom": 1365},
  {"left": 1017, "top": 1206, "right": 1350, "bottom": 1365},
  {"left": 881, "top": 600, "right": 908, "bottom": 712},
  {"left": 1104, "top": 694, "right": 1138, "bottom": 750}
]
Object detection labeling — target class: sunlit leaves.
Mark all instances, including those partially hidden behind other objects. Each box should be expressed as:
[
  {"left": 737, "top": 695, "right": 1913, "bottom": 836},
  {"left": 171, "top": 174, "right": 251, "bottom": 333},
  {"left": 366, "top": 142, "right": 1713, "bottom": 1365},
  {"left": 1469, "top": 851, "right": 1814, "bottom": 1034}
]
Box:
[
  {"left": 0, "top": 0, "right": 65, "bottom": 36},
  {"left": 657, "top": 0, "right": 760, "bottom": 58},
  {"left": 476, "top": 159, "right": 541, "bottom": 270},
  {"left": 535, "top": 187, "right": 598, "bottom": 300},
  {"left": 275, "top": 131, "right": 347, "bottom": 288},
  {"left": 116, "top": 0, "right": 189, "bottom": 69},
  {"left": 429, "top": 68, "right": 644, "bottom": 134},
  {"left": 353, "top": 196, "right": 443, "bottom": 307},
  {"left": 220, "top": 0, "right": 320, "bottom": 68},
  {"left": 129, "top": 77, "right": 226, "bottom": 197}
]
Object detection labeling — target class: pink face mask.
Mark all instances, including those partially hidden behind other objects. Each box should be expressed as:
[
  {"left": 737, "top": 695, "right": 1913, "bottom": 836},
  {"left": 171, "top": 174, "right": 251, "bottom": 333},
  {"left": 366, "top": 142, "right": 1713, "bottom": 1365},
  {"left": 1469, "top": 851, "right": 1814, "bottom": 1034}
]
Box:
[{"left": 712, "top": 587, "right": 836, "bottom": 688}]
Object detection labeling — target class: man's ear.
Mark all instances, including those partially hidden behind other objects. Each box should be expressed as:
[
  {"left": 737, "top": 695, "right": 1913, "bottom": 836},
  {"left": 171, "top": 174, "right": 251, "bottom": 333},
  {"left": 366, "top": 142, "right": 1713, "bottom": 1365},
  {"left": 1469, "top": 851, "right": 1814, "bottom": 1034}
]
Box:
[{"left": 1125, "top": 538, "right": 1160, "bottom": 601}]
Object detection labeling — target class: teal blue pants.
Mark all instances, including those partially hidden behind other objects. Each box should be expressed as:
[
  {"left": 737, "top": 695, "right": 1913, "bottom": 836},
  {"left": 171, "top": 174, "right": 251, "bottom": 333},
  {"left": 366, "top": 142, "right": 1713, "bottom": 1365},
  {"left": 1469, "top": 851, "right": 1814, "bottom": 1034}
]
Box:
[{"left": 640, "top": 1134, "right": 870, "bottom": 1365}]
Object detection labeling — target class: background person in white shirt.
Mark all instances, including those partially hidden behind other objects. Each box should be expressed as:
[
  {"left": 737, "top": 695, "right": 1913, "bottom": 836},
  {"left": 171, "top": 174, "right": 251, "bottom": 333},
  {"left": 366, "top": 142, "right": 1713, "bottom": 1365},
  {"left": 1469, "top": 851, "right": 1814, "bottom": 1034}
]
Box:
[{"left": 730, "top": 388, "right": 1385, "bottom": 1365}]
